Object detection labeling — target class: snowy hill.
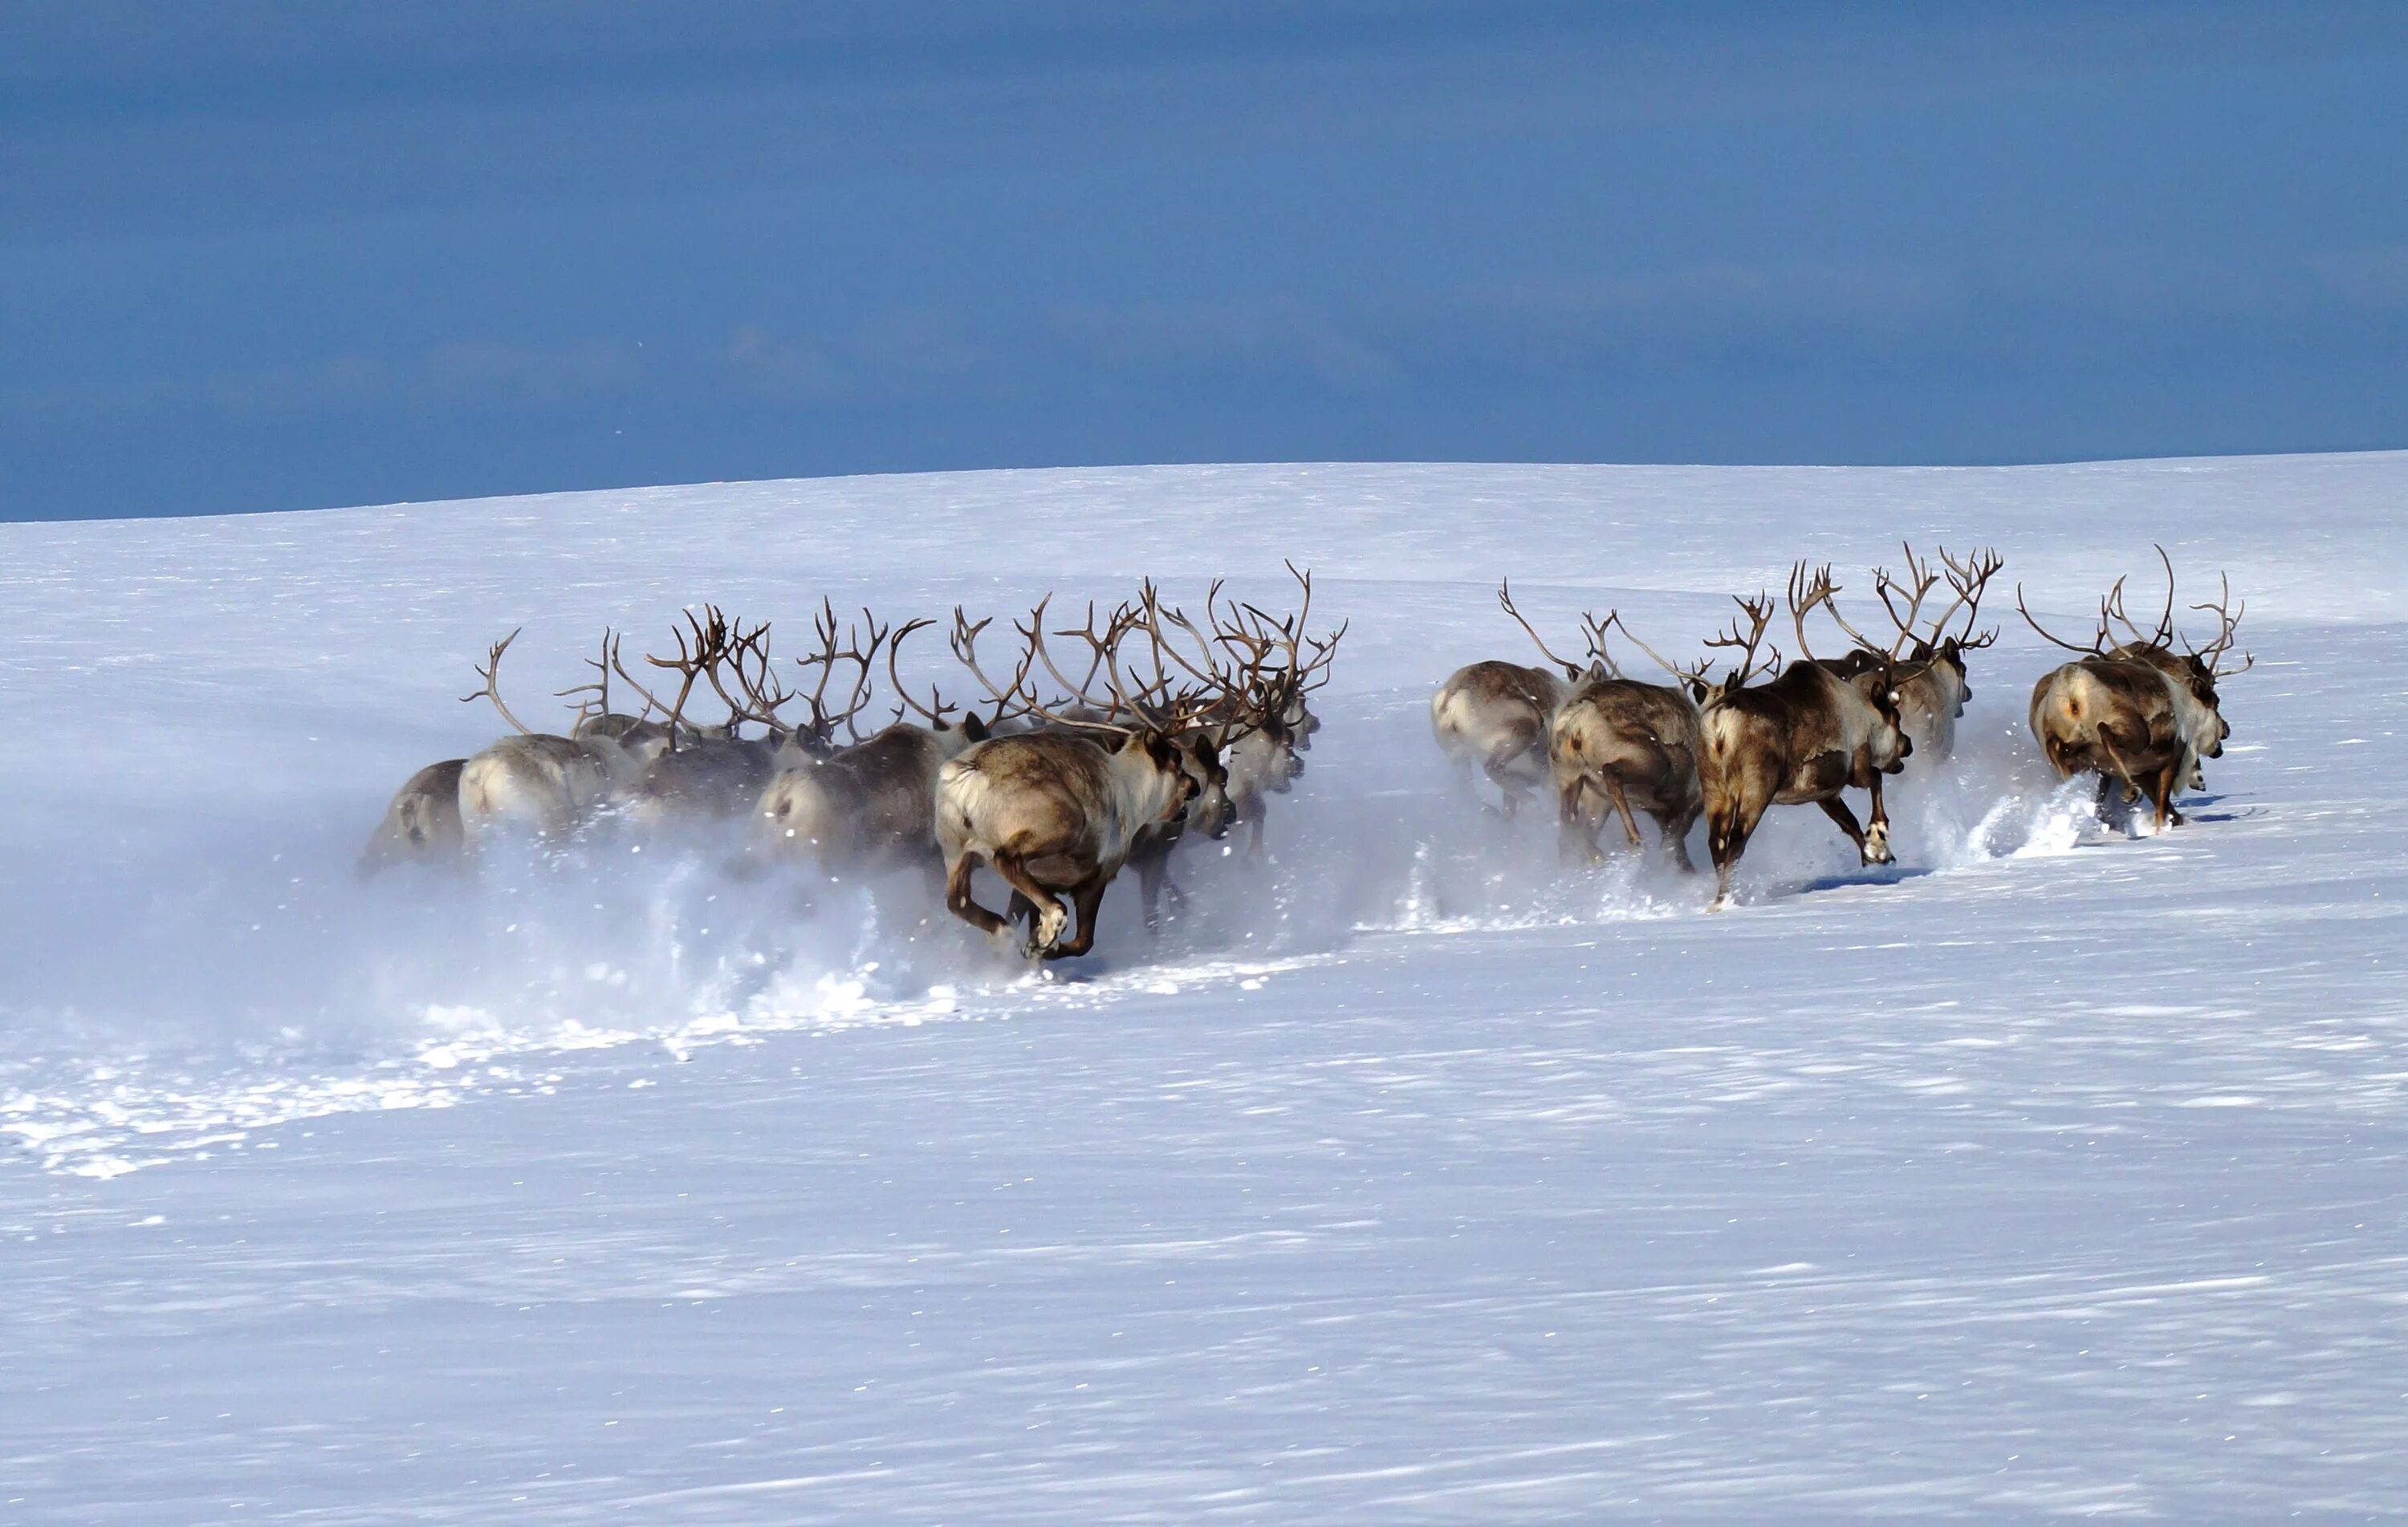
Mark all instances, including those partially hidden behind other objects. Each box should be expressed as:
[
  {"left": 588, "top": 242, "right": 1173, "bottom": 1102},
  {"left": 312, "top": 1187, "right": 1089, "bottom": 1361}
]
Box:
[{"left": 4, "top": 454, "right": 2406, "bottom": 1521}]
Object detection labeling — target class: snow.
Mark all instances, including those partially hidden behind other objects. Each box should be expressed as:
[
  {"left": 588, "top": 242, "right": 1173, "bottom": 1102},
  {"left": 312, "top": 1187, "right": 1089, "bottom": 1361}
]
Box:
[{"left": 3, "top": 453, "right": 2406, "bottom": 1521}]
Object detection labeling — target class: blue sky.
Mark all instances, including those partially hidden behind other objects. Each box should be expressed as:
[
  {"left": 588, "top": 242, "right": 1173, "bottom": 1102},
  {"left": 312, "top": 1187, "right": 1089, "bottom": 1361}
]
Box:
[{"left": 4, "top": 2, "right": 2406, "bottom": 520}]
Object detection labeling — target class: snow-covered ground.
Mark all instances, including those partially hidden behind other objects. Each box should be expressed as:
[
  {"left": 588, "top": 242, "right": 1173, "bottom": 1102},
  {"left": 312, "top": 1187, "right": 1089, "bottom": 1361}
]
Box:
[{"left": 2, "top": 455, "right": 2404, "bottom": 1521}]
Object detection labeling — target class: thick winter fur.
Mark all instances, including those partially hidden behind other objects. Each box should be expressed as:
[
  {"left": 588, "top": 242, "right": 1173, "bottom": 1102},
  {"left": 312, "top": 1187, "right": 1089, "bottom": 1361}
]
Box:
[
  {"left": 360, "top": 758, "right": 468, "bottom": 873},
  {"left": 759, "top": 718, "right": 985, "bottom": 870},
  {"left": 572, "top": 713, "right": 679, "bottom": 766},
  {"left": 937, "top": 729, "right": 1203, "bottom": 959},
  {"left": 1221, "top": 719, "right": 1303, "bottom": 857},
  {"left": 1824, "top": 642, "right": 1972, "bottom": 761},
  {"left": 1698, "top": 662, "right": 1910, "bottom": 906},
  {"left": 1548, "top": 676, "right": 1703, "bottom": 868},
  {"left": 460, "top": 736, "right": 612, "bottom": 839},
  {"left": 624, "top": 735, "right": 795, "bottom": 828},
  {"left": 2029, "top": 648, "right": 2227, "bottom": 831},
  {"left": 458, "top": 733, "right": 646, "bottom": 841},
  {"left": 1124, "top": 731, "right": 1239, "bottom": 929},
  {"left": 1430, "top": 660, "right": 1568, "bottom": 815}
]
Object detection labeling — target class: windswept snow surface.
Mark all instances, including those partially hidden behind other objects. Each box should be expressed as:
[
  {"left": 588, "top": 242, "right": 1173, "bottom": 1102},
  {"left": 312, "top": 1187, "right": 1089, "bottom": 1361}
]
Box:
[{"left": 3, "top": 455, "right": 2406, "bottom": 1521}]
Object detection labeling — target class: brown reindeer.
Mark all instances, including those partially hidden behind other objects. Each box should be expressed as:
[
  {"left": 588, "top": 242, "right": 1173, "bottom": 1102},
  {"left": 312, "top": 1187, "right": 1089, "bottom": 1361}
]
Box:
[
  {"left": 610, "top": 607, "right": 836, "bottom": 827},
  {"left": 360, "top": 758, "right": 469, "bottom": 874},
  {"left": 2022, "top": 550, "right": 2247, "bottom": 831},
  {"left": 1430, "top": 580, "right": 1581, "bottom": 817},
  {"left": 756, "top": 612, "right": 1011, "bottom": 871},
  {"left": 457, "top": 630, "right": 662, "bottom": 841},
  {"left": 1145, "top": 574, "right": 1339, "bottom": 859},
  {"left": 1696, "top": 569, "right": 1913, "bottom": 908},
  {"left": 1821, "top": 546, "right": 2003, "bottom": 762},
  {"left": 936, "top": 609, "right": 1229, "bottom": 960},
  {"left": 1545, "top": 611, "right": 1707, "bottom": 870}
]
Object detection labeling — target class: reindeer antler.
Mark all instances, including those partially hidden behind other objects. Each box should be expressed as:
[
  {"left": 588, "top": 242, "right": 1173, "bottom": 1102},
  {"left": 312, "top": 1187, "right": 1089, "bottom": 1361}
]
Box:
[
  {"left": 1499, "top": 579, "right": 1585, "bottom": 679},
  {"left": 553, "top": 628, "right": 620, "bottom": 728},
  {"left": 1604, "top": 611, "right": 1707, "bottom": 688},
  {"left": 1704, "top": 591, "right": 1780, "bottom": 687},
  {"left": 1931, "top": 546, "right": 2003, "bottom": 650},
  {"left": 722, "top": 617, "right": 805, "bottom": 739},
  {"left": 2016, "top": 583, "right": 2113, "bottom": 656},
  {"left": 2187, "top": 571, "right": 2253, "bottom": 676},
  {"left": 888, "top": 615, "right": 969, "bottom": 728},
  {"left": 950, "top": 607, "right": 1048, "bottom": 726},
  {"left": 462, "top": 628, "right": 535, "bottom": 735},
  {"left": 642, "top": 607, "right": 738, "bottom": 748}
]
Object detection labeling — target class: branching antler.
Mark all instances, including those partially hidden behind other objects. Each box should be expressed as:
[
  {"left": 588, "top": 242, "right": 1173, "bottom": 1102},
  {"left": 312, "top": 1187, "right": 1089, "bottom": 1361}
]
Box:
[
  {"left": 1704, "top": 591, "right": 1780, "bottom": 688},
  {"left": 462, "top": 628, "right": 535, "bottom": 736},
  {"left": 1604, "top": 611, "right": 1707, "bottom": 688},
  {"left": 888, "top": 615, "right": 966, "bottom": 728},
  {"left": 642, "top": 607, "right": 736, "bottom": 747},
  {"left": 553, "top": 628, "right": 620, "bottom": 729},
  {"left": 1932, "top": 546, "right": 2003, "bottom": 650},
  {"left": 722, "top": 617, "right": 803, "bottom": 739},
  {"left": 2187, "top": 573, "right": 2253, "bottom": 676},
  {"left": 1499, "top": 579, "right": 1586, "bottom": 679},
  {"left": 2016, "top": 583, "right": 2113, "bottom": 656},
  {"left": 950, "top": 607, "right": 1047, "bottom": 726}
]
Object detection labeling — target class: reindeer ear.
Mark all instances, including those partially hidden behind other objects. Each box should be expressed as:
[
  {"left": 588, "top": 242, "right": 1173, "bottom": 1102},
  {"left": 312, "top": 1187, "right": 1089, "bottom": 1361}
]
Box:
[
  {"left": 961, "top": 713, "right": 990, "bottom": 743},
  {"left": 1688, "top": 677, "right": 1709, "bottom": 702}
]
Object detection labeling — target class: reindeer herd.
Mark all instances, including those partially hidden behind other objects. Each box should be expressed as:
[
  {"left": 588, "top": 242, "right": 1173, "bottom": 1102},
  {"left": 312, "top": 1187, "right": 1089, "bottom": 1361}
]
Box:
[
  {"left": 364, "top": 546, "right": 2251, "bottom": 950},
  {"left": 1435, "top": 544, "right": 2248, "bottom": 907},
  {"left": 361, "top": 570, "right": 1340, "bottom": 959}
]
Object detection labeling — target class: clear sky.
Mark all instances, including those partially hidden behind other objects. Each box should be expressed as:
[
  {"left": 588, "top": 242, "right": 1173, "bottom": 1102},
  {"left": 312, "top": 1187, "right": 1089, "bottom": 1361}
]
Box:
[{"left": 5, "top": 2, "right": 2406, "bottom": 521}]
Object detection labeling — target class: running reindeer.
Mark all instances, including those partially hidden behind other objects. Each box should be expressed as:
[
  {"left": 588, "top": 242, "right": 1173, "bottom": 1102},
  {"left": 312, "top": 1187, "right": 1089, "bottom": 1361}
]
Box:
[
  {"left": 616, "top": 607, "right": 829, "bottom": 826},
  {"left": 1138, "top": 570, "right": 1340, "bottom": 859},
  {"left": 935, "top": 603, "right": 1240, "bottom": 960},
  {"left": 756, "top": 609, "right": 1012, "bottom": 873},
  {"left": 2021, "top": 549, "right": 2247, "bottom": 833},
  {"left": 1488, "top": 583, "right": 1706, "bottom": 868},
  {"left": 1430, "top": 580, "right": 1578, "bottom": 817},
  {"left": 1828, "top": 546, "right": 2003, "bottom": 762},
  {"left": 453, "top": 628, "right": 675, "bottom": 843},
  {"left": 1696, "top": 567, "right": 1914, "bottom": 908}
]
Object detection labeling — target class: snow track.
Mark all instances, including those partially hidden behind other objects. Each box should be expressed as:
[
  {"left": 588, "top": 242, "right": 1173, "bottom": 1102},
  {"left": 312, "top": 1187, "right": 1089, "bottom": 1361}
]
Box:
[{"left": 2, "top": 456, "right": 2405, "bottom": 1520}]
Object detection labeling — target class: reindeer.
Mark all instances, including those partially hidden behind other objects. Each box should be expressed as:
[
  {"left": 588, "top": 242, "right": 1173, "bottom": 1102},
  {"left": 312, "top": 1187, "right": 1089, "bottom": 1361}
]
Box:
[
  {"left": 1198, "top": 568, "right": 1340, "bottom": 854},
  {"left": 359, "top": 758, "right": 468, "bottom": 874},
  {"left": 2021, "top": 550, "right": 2247, "bottom": 831},
  {"left": 555, "top": 630, "right": 682, "bottom": 763},
  {"left": 1135, "top": 573, "right": 1340, "bottom": 862},
  {"left": 1824, "top": 546, "right": 2003, "bottom": 762},
  {"left": 620, "top": 607, "right": 847, "bottom": 827},
  {"left": 935, "top": 609, "right": 1230, "bottom": 960},
  {"left": 1430, "top": 580, "right": 1576, "bottom": 817},
  {"left": 756, "top": 612, "right": 1011, "bottom": 872},
  {"left": 457, "top": 630, "right": 661, "bottom": 841},
  {"left": 1534, "top": 606, "right": 1706, "bottom": 870},
  {"left": 970, "top": 596, "right": 1239, "bottom": 933},
  {"left": 1695, "top": 569, "right": 1913, "bottom": 908}
]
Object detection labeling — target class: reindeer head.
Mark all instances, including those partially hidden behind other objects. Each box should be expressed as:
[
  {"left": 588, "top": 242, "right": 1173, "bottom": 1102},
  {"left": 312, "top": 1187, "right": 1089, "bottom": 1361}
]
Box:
[{"left": 1866, "top": 663, "right": 1914, "bottom": 771}]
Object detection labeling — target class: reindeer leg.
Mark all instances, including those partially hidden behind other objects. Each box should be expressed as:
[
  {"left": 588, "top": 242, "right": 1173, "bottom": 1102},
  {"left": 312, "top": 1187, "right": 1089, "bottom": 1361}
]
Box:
[
  {"left": 1861, "top": 774, "right": 1894, "bottom": 865},
  {"left": 1048, "top": 874, "right": 1113, "bottom": 960},
  {"left": 2150, "top": 758, "right": 2185, "bottom": 831},
  {"left": 1137, "top": 852, "right": 1167, "bottom": 934},
  {"left": 2096, "top": 733, "right": 2149, "bottom": 834},
  {"left": 991, "top": 852, "right": 1070, "bottom": 955},
  {"left": 1558, "top": 778, "right": 1601, "bottom": 863},
  {"left": 1602, "top": 775, "right": 1645, "bottom": 850},
  {"left": 1816, "top": 795, "right": 1874, "bottom": 862},
  {"left": 945, "top": 851, "right": 1011, "bottom": 940},
  {"left": 1245, "top": 807, "right": 1267, "bottom": 861},
  {"left": 1659, "top": 804, "right": 1701, "bottom": 873}
]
